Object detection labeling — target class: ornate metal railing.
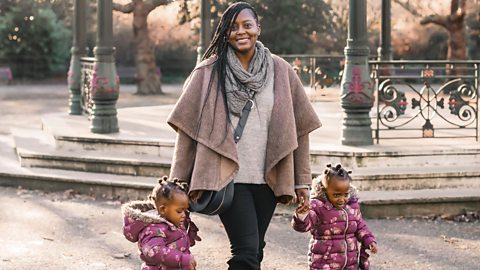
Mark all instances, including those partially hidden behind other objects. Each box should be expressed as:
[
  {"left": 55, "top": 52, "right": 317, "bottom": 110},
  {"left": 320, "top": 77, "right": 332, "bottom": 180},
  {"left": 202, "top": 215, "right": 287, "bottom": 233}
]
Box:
[
  {"left": 80, "top": 57, "right": 95, "bottom": 116},
  {"left": 370, "top": 60, "right": 479, "bottom": 142},
  {"left": 279, "top": 54, "right": 344, "bottom": 90}
]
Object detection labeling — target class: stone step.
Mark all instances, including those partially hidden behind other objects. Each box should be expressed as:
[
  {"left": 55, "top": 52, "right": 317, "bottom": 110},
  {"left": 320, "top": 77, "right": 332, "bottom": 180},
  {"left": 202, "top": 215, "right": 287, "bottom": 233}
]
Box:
[
  {"left": 312, "top": 165, "right": 480, "bottom": 191},
  {"left": 41, "top": 111, "right": 480, "bottom": 171},
  {"left": 0, "top": 167, "right": 156, "bottom": 201},
  {"left": 1, "top": 166, "right": 476, "bottom": 218},
  {"left": 310, "top": 142, "right": 480, "bottom": 169},
  {"left": 13, "top": 128, "right": 480, "bottom": 190},
  {"left": 359, "top": 188, "right": 480, "bottom": 218},
  {"left": 41, "top": 110, "right": 176, "bottom": 156},
  {"left": 13, "top": 128, "right": 171, "bottom": 177},
  {"left": 276, "top": 188, "right": 480, "bottom": 218},
  {"left": 2, "top": 132, "right": 479, "bottom": 218}
]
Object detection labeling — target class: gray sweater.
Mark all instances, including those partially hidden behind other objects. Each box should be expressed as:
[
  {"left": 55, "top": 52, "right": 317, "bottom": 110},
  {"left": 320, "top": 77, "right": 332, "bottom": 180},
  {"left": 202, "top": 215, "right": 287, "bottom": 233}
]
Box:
[{"left": 230, "top": 68, "right": 274, "bottom": 184}]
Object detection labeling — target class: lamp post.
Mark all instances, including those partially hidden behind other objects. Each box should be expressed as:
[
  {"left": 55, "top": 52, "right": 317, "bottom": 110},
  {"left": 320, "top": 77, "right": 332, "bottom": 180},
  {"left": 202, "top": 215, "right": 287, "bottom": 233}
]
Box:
[
  {"left": 340, "top": 0, "right": 374, "bottom": 145},
  {"left": 197, "top": 0, "right": 211, "bottom": 64},
  {"left": 90, "top": 0, "right": 119, "bottom": 133},
  {"left": 67, "top": 0, "right": 87, "bottom": 115},
  {"left": 378, "top": 0, "right": 392, "bottom": 60}
]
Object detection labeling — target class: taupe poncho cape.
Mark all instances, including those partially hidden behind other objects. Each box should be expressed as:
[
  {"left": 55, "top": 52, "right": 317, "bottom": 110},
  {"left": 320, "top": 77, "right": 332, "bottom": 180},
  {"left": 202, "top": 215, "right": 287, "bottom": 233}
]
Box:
[{"left": 167, "top": 54, "right": 321, "bottom": 200}]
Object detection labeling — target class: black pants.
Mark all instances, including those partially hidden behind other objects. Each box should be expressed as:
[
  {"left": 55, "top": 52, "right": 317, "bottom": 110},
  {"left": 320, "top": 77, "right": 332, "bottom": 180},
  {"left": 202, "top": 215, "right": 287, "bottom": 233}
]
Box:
[{"left": 219, "top": 183, "right": 277, "bottom": 270}]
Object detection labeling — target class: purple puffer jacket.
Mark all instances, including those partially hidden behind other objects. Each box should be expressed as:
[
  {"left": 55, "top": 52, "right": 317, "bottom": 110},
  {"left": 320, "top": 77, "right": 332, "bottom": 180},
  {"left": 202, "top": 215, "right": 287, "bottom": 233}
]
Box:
[
  {"left": 122, "top": 200, "right": 200, "bottom": 270},
  {"left": 292, "top": 188, "right": 375, "bottom": 270}
]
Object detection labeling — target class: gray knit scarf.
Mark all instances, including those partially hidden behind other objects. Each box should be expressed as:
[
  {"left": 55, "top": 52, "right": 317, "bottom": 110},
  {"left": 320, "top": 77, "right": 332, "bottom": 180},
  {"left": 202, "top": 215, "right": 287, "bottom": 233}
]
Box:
[{"left": 225, "top": 41, "right": 273, "bottom": 116}]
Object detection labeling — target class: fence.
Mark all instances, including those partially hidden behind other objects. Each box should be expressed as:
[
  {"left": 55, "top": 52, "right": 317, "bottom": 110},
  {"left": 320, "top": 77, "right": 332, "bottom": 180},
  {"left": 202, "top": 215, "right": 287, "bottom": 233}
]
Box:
[{"left": 370, "top": 60, "right": 479, "bottom": 142}]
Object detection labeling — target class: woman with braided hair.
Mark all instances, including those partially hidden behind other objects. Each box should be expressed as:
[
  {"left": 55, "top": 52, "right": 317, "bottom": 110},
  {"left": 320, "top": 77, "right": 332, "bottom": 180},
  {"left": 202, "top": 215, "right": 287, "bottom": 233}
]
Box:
[
  {"left": 167, "top": 2, "right": 321, "bottom": 269},
  {"left": 292, "top": 163, "right": 378, "bottom": 270},
  {"left": 122, "top": 176, "right": 201, "bottom": 270}
]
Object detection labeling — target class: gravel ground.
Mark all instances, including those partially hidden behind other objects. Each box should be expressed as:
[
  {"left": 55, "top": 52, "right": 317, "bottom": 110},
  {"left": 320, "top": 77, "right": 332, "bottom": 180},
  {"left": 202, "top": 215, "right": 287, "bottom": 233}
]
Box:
[{"left": 0, "top": 187, "right": 479, "bottom": 270}]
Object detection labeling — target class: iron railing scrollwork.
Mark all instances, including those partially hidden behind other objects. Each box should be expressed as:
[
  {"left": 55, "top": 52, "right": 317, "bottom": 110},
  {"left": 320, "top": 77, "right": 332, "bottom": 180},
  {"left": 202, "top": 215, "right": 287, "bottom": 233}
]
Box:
[
  {"left": 80, "top": 57, "right": 95, "bottom": 116},
  {"left": 279, "top": 54, "right": 344, "bottom": 90},
  {"left": 370, "top": 60, "right": 479, "bottom": 142}
]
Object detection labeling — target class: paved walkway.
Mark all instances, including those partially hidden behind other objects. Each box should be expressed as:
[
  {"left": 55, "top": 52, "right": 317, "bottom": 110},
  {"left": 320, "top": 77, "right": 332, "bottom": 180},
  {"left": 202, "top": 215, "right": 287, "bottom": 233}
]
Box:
[
  {"left": 1, "top": 83, "right": 479, "bottom": 270},
  {"left": 1, "top": 186, "right": 479, "bottom": 270}
]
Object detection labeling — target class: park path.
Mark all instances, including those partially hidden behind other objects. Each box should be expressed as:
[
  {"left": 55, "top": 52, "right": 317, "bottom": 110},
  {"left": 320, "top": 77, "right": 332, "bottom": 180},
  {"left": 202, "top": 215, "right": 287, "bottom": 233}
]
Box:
[{"left": 1, "top": 83, "right": 479, "bottom": 269}]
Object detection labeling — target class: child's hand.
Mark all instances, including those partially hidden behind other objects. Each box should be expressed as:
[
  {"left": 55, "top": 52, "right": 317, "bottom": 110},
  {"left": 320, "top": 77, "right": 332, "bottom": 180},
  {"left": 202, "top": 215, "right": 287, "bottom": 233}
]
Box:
[
  {"left": 189, "top": 255, "right": 197, "bottom": 270},
  {"left": 295, "top": 204, "right": 309, "bottom": 214},
  {"left": 369, "top": 243, "right": 378, "bottom": 254}
]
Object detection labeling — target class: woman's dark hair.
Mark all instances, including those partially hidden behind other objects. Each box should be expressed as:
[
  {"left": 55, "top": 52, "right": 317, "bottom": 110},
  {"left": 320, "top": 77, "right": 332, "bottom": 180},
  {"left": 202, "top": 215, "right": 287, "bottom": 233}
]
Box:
[
  {"left": 194, "top": 2, "right": 259, "bottom": 141},
  {"left": 149, "top": 176, "right": 188, "bottom": 204},
  {"left": 322, "top": 163, "right": 352, "bottom": 187}
]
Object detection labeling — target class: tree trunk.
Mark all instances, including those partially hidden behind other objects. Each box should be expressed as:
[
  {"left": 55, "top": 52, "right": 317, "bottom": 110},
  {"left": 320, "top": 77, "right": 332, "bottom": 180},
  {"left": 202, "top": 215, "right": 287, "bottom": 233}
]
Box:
[
  {"left": 420, "top": 0, "right": 467, "bottom": 61},
  {"left": 133, "top": 4, "right": 162, "bottom": 95},
  {"left": 113, "top": 0, "right": 165, "bottom": 95}
]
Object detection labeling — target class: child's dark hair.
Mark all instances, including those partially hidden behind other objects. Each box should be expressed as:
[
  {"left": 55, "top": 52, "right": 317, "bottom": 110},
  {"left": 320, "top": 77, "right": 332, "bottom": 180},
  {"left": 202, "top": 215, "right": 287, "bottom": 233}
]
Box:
[
  {"left": 322, "top": 163, "right": 352, "bottom": 187},
  {"left": 312, "top": 163, "right": 352, "bottom": 199},
  {"left": 149, "top": 176, "right": 188, "bottom": 204}
]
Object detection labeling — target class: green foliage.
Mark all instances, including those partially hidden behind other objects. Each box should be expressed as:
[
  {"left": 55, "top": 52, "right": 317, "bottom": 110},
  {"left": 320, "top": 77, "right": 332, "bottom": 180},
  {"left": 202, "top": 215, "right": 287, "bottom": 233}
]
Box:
[
  {"left": 0, "top": 2, "right": 71, "bottom": 79},
  {"left": 247, "top": 0, "right": 342, "bottom": 54},
  {"left": 180, "top": 0, "right": 344, "bottom": 55}
]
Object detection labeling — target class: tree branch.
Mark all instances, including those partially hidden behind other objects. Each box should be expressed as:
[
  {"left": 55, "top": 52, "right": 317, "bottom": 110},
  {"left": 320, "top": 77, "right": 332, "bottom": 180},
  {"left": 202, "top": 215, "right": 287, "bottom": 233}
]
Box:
[
  {"left": 420, "top": 14, "right": 449, "bottom": 29},
  {"left": 450, "top": 0, "right": 466, "bottom": 21},
  {"left": 113, "top": 2, "right": 135, "bottom": 13},
  {"left": 145, "top": 0, "right": 173, "bottom": 12},
  {"left": 392, "top": 0, "right": 422, "bottom": 17}
]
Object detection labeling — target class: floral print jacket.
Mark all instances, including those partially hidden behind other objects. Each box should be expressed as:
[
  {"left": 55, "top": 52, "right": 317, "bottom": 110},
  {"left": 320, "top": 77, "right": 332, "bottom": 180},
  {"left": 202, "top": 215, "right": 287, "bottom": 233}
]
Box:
[
  {"left": 292, "top": 187, "right": 376, "bottom": 270},
  {"left": 122, "top": 200, "right": 200, "bottom": 270}
]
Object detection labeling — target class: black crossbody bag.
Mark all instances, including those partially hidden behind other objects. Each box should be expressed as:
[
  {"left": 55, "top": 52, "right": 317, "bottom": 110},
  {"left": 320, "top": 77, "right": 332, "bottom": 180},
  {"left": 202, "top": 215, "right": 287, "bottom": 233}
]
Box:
[{"left": 189, "top": 97, "right": 255, "bottom": 215}]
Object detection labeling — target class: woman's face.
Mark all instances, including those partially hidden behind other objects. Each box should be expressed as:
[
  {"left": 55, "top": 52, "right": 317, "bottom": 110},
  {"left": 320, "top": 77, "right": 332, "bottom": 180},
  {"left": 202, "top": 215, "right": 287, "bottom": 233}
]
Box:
[{"left": 228, "top": 9, "right": 260, "bottom": 55}]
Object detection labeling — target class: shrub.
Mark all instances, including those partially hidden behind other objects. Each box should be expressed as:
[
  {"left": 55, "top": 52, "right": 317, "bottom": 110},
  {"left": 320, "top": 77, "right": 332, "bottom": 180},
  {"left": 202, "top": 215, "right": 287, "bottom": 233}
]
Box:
[{"left": 0, "top": 3, "right": 71, "bottom": 79}]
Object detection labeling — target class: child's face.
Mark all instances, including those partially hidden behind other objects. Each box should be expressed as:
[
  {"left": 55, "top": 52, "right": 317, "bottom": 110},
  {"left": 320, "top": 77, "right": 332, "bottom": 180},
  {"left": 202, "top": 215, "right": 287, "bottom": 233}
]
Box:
[
  {"left": 157, "top": 192, "right": 189, "bottom": 228},
  {"left": 324, "top": 177, "right": 350, "bottom": 209}
]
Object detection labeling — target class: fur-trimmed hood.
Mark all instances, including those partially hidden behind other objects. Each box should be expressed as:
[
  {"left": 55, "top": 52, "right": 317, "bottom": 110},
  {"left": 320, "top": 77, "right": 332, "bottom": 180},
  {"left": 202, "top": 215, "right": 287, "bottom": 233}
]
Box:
[
  {"left": 122, "top": 200, "right": 178, "bottom": 243},
  {"left": 122, "top": 200, "right": 170, "bottom": 224}
]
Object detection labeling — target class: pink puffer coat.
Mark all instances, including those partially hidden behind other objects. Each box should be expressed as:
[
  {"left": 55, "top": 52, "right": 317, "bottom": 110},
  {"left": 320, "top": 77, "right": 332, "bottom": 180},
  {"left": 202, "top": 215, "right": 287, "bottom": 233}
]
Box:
[
  {"left": 292, "top": 189, "right": 375, "bottom": 270},
  {"left": 122, "top": 200, "right": 200, "bottom": 270}
]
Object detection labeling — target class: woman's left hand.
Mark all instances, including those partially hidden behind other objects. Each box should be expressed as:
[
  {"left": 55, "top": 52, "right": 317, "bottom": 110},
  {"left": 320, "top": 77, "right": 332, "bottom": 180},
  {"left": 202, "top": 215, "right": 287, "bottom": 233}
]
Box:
[{"left": 295, "top": 188, "right": 310, "bottom": 213}]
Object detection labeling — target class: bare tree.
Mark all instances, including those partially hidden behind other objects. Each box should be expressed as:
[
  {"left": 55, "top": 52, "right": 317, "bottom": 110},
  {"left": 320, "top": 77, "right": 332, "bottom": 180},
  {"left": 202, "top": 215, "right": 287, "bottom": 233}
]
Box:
[
  {"left": 113, "top": 0, "right": 173, "bottom": 95},
  {"left": 394, "top": 0, "right": 467, "bottom": 61},
  {"left": 420, "top": 0, "right": 467, "bottom": 61}
]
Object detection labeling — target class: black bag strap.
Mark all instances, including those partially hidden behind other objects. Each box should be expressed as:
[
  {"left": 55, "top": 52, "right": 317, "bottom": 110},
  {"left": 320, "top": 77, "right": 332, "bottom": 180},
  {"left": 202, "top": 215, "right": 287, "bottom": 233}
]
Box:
[{"left": 233, "top": 96, "right": 255, "bottom": 143}]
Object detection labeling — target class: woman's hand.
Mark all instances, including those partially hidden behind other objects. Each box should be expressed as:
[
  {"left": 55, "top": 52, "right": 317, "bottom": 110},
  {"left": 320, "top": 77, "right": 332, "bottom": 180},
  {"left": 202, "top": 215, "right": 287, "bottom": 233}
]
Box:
[
  {"left": 189, "top": 190, "right": 204, "bottom": 203},
  {"left": 295, "top": 188, "right": 310, "bottom": 213}
]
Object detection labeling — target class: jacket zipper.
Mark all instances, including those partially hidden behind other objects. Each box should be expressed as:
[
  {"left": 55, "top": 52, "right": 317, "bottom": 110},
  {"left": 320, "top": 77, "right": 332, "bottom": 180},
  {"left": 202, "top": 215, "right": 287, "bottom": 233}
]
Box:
[{"left": 341, "top": 208, "right": 349, "bottom": 270}]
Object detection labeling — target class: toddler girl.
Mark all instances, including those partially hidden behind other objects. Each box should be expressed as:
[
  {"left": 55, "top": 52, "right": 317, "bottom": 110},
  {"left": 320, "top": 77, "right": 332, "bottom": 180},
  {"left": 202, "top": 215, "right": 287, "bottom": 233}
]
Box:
[
  {"left": 292, "top": 163, "right": 378, "bottom": 270},
  {"left": 122, "top": 176, "right": 201, "bottom": 270}
]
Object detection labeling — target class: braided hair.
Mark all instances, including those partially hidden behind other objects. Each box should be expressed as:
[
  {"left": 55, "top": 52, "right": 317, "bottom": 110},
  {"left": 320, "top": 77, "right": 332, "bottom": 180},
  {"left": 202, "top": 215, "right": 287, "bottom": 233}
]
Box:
[
  {"left": 311, "top": 163, "right": 352, "bottom": 199},
  {"left": 195, "top": 2, "right": 260, "bottom": 142},
  {"left": 149, "top": 176, "right": 189, "bottom": 205}
]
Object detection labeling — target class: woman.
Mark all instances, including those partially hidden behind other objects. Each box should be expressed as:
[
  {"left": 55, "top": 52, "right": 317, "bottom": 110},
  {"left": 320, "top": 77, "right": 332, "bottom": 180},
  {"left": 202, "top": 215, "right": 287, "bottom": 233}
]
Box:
[{"left": 167, "top": 2, "right": 321, "bottom": 269}]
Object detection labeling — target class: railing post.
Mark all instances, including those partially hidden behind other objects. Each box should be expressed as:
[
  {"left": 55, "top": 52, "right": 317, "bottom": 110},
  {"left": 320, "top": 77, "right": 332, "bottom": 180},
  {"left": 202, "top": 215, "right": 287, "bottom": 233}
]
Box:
[
  {"left": 197, "top": 0, "right": 211, "bottom": 64},
  {"left": 68, "top": 0, "right": 87, "bottom": 115},
  {"left": 340, "top": 0, "right": 374, "bottom": 145},
  {"left": 91, "top": 0, "right": 119, "bottom": 133}
]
